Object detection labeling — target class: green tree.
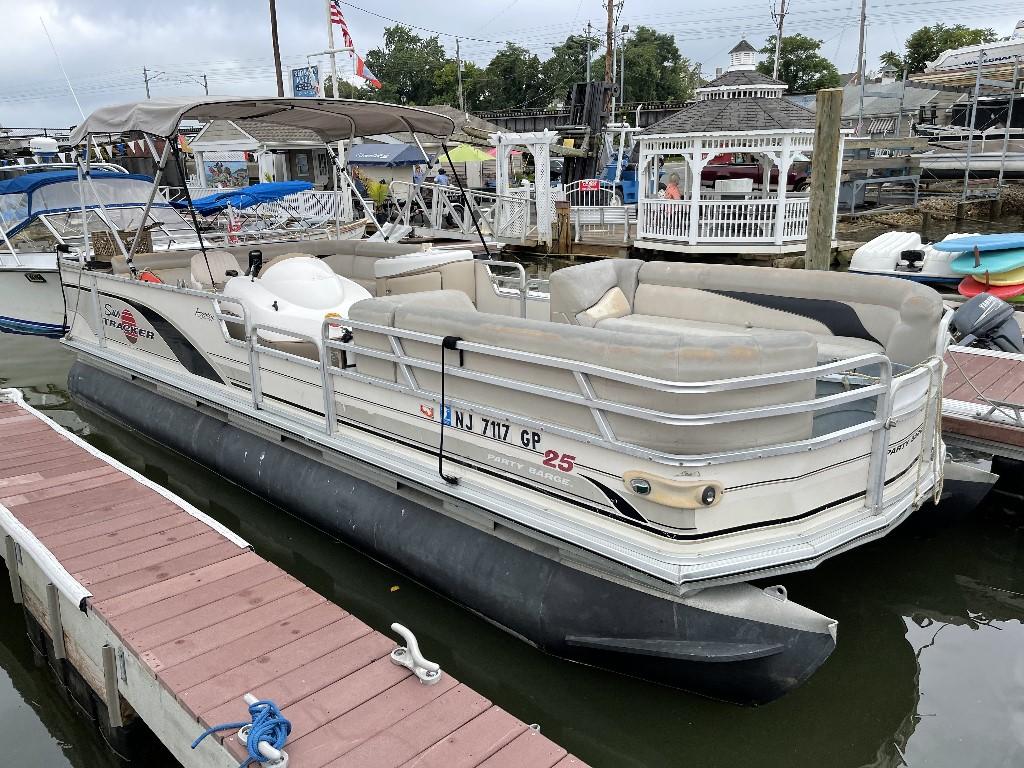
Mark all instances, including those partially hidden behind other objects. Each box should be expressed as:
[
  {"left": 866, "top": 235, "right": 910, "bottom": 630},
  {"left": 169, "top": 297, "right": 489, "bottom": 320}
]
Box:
[
  {"left": 757, "top": 34, "right": 840, "bottom": 93},
  {"left": 621, "top": 27, "right": 700, "bottom": 103},
  {"left": 433, "top": 60, "right": 486, "bottom": 111},
  {"left": 479, "top": 43, "right": 544, "bottom": 110},
  {"left": 361, "top": 25, "right": 449, "bottom": 104},
  {"left": 542, "top": 34, "right": 601, "bottom": 99},
  {"left": 880, "top": 24, "right": 997, "bottom": 75}
]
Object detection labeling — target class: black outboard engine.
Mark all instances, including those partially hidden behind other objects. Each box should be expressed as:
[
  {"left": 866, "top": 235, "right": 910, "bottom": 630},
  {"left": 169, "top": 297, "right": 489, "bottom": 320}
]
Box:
[
  {"left": 246, "top": 249, "right": 264, "bottom": 280},
  {"left": 950, "top": 293, "right": 1024, "bottom": 353}
]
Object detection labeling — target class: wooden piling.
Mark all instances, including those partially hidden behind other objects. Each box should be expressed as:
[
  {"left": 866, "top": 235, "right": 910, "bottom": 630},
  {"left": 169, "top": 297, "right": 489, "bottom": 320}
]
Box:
[
  {"left": 5, "top": 536, "right": 22, "bottom": 604},
  {"left": 805, "top": 88, "right": 844, "bottom": 271}
]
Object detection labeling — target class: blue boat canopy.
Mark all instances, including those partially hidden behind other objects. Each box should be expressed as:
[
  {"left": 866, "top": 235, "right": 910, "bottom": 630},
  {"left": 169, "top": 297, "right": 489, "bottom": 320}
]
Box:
[
  {"left": 0, "top": 170, "right": 150, "bottom": 196},
  {"left": 181, "top": 181, "right": 314, "bottom": 216},
  {"left": 347, "top": 143, "right": 431, "bottom": 167}
]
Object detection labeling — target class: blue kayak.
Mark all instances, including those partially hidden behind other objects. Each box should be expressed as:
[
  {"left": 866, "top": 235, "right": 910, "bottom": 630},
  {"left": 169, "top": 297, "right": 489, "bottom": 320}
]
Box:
[{"left": 933, "top": 233, "right": 1024, "bottom": 253}]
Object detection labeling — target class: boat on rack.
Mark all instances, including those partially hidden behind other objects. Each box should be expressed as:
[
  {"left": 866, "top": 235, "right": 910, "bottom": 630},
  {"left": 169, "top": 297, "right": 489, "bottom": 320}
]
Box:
[{"left": 59, "top": 97, "right": 953, "bottom": 705}]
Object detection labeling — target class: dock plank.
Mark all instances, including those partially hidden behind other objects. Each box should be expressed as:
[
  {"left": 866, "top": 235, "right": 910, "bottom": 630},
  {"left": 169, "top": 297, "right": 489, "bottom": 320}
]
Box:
[
  {"left": 179, "top": 613, "right": 368, "bottom": 717},
  {"left": 0, "top": 395, "right": 589, "bottom": 768},
  {"left": 327, "top": 685, "right": 491, "bottom": 768},
  {"left": 398, "top": 706, "right": 527, "bottom": 768},
  {"left": 156, "top": 601, "right": 346, "bottom": 691}
]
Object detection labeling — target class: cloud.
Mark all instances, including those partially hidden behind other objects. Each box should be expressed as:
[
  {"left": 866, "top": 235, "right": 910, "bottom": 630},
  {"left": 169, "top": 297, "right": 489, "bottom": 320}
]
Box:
[{"left": 1, "top": 0, "right": 1019, "bottom": 127}]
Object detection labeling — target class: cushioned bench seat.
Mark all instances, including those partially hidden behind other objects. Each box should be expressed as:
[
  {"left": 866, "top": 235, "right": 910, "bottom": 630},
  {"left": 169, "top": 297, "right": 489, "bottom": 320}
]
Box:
[
  {"left": 348, "top": 290, "right": 819, "bottom": 454},
  {"left": 596, "top": 313, "right": 886, "bottom": 362},
  {"left": 549, "top": 260, "right": 944, "bottom": 367}
]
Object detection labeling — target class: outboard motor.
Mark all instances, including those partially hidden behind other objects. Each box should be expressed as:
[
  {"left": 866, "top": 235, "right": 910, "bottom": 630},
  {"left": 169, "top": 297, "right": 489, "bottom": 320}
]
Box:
[
  {"left": 246, "top": 249, "right": 264, "bottom": 280},
  {"left": 950, "top": 293, "right": 1024, "bottom": 353}
]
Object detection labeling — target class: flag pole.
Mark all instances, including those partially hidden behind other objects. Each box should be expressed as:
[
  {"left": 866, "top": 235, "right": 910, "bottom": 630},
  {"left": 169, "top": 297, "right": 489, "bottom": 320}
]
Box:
[{"left": 325, "top": 0, "right": 339, "bottom": 99}]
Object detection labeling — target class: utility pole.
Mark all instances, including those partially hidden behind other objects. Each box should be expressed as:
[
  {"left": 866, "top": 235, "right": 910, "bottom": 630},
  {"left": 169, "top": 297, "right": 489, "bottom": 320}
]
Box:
[
  {"left": 604, "top": 0, "right": 614, "bottom": 114},
  {"left": 143, "top": 67, "right": 151, "bottom": 99},
  {"left": 456, "top": 38, "right": 465, "bottom": 113},
  {"left": 620, "top": 25, "right": 628, "bottom": 107},
  {"left": 269, "top": 0, "right": 284, "bottom": 97},
  {"left": 856, "top": 0, "right": 867, "bottom": 133},
  {"left": 586, "top": 21, "right": 592, "bottom": 82},
  {"left": 771, "top": 0, "right": 788, "bottom": 80},
  {"left": 202, "top": 73, "right": 209, "bottom": 96}
]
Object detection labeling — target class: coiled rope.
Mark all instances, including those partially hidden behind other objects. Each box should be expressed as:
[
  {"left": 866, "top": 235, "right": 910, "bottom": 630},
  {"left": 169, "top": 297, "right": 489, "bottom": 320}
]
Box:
[{"left": 191, "top": 699, "right": 290, "bottom": 767}]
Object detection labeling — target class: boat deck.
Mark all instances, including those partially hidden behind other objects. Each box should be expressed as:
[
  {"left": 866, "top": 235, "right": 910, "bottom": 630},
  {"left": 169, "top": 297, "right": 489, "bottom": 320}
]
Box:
[
  {"left": 0, "top": 392, "right": 586, "bottom": 768},
  {"left": 943, "top": 346, "right": 1024, "bottom": 460}
]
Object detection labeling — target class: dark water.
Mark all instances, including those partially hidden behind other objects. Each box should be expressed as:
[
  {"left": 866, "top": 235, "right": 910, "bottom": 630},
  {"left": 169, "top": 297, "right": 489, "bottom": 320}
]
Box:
[{"left": 1, "top": 332, "right": 1023, "bottom": 768}]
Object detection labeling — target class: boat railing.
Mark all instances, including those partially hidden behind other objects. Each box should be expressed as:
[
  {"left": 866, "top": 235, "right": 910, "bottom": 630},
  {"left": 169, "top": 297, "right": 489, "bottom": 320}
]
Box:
[{"left": 312, "top": 316, "right": 923, "bottom": 483}]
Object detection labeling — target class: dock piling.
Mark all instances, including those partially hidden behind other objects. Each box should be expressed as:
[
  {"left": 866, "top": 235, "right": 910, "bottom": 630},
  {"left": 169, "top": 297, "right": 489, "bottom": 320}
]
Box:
[
  {"left": 5, "top": 535, "right": 22, "bottom": 604},
  {"left": 805, "top": 87, "right": 844, "bottom": 271},
  {"left": 45, "top": 583, "right": 67, "bottom": 661},
  {"left": 101, "top": 644, "right": 123, "bottom": 728}
]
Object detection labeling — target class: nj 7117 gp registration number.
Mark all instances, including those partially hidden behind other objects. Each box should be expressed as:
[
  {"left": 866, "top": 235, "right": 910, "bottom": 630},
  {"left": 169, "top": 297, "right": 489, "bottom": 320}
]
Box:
[{"left": 442, "top": 405, "right": 542, "bottom": 450}]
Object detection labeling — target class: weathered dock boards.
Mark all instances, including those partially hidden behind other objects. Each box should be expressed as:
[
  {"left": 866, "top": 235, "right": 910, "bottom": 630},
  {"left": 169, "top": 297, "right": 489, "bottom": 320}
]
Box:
[
  {"left": 943, "top": 346, "right": 1024, "bottom": 460},
  {"left": 0, "top": 390, "right": 586, "bottom": 768}
]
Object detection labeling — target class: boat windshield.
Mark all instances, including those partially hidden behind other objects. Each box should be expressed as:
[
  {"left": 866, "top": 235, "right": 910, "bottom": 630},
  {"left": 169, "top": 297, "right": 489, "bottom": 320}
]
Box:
[
  {"left": 7, "top": 205, "right": 195, "bottom": 254},
  {"left": 0, "top": 176, "right": 167, "bottom": 232}
]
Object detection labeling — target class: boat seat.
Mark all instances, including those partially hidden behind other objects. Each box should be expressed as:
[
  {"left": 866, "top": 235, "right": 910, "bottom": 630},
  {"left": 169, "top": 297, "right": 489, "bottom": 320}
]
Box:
[
  {"left": 596, "top": 314, "right": 886, "bottom": 363},
  {"left": 549, "top": 259, "right": 945, "bottom": 367},
  {"left": 348, "top": 290, "right": 818, "bottom": 455},
  {"left": 190, "top": 250, "right": 241, "bottom": 290}
]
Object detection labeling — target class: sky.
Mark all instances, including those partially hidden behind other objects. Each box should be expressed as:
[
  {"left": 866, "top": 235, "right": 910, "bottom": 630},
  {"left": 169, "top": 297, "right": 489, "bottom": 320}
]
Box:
[{"left": 1, "top": 0, "right": 1020, "bottom": 128}]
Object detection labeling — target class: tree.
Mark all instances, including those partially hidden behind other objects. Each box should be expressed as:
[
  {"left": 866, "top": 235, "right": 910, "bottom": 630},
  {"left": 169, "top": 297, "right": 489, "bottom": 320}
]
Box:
[
  {"left": 621, "top": 27, "right": 700, "bottom": 103},
  {"left": 361, "top": 26, "right": 448, "bottom": 104},
  {"left": 880, "top": 24, "right": 997, "bottom": 75},
  {"left": 479, "top": 43, "right": 544, "bottom": 111},
  {"left": 757, "top": 34, "right": 840, "bottom": 93},
  {"left": 542, "top": 34, "right": 600, "bottom": 100},
  {"left": 432, "top": 60, "right": 485, "bottom": 111}
]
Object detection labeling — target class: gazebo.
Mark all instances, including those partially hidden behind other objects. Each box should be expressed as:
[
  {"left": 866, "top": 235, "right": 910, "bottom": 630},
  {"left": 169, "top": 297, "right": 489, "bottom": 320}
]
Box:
[{"left": 635, "top": 40, "right": 829, "bottom": 255}]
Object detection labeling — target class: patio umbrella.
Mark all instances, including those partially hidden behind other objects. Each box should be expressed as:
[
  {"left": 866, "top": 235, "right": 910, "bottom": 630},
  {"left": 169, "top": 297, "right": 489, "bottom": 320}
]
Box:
[{"left": 443, "top": 144, "right": 493, "bottom": 162}]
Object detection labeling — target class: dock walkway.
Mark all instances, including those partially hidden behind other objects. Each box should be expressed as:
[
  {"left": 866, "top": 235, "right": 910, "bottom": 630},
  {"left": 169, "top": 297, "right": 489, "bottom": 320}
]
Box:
[
  {"left": 943, "top": 346, "right": 1024, "bottom": 460},
  {"left": 0, "top": 389, "right": 586, "bottom": 768}
]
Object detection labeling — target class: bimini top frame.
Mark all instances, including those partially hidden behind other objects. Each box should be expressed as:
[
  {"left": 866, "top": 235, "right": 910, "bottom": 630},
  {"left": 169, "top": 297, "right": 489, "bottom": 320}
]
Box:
[{"left": 69, "top": 96, "right": 457, "bottom": 144}]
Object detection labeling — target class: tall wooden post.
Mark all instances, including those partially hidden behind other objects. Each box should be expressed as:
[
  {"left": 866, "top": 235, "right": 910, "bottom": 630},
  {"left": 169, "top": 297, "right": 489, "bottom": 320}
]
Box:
[
  {"left": 805, "top": 88, "right": 843, "bottom": 271},
  {"left": 269, "top": 0, "right": 285, "bottom": 97}
]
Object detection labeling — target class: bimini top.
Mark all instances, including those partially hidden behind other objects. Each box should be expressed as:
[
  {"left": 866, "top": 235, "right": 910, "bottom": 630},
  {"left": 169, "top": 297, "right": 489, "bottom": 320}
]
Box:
[
  {"left": 0, "top": 170, "right": 151, "bottom": 197},
  {"left": 69, "top": 96, "right": 457, "bottom": 145}
]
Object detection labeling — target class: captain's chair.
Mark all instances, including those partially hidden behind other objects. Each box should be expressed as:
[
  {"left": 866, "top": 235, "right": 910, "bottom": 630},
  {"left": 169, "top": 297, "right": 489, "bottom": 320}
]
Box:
[{"left": 190, "top": 250, "right": 241, "bottom": 290}]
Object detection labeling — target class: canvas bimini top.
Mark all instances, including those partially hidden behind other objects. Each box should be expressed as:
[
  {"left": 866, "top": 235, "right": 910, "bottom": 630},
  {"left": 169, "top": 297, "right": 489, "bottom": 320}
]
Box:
[{"left": 69, "top": 96, "right": 458, "bottom": 144}]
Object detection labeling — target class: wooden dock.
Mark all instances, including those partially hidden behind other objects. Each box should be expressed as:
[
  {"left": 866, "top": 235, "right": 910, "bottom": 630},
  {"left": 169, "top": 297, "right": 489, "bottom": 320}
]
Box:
[
  {"left": 0, "top": 389, "right": 587, "bottom": 768},
  {"left": 943, "top": 346, "right": 1024, "bottom": 460}
]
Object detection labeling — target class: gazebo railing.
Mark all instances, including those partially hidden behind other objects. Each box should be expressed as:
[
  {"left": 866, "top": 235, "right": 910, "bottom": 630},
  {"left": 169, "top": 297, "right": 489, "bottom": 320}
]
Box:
[{"left": 638, "top": 194, "right": 811, "bottom": 244}]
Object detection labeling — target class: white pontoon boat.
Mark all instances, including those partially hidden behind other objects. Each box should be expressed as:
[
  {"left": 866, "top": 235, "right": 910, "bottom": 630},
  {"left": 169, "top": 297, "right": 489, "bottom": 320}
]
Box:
[{"left": 58, "top": 97, "right": 954, "bottom": 705}]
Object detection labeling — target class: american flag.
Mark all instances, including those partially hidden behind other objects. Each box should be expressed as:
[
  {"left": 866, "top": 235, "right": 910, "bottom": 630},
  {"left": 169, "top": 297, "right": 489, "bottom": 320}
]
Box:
[{"left": 329, "top": 0, "right": 354, "bottom": 50}]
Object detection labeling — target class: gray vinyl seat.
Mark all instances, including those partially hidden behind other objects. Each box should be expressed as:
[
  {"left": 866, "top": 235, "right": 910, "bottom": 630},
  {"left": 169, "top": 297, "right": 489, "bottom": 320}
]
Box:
[{"left": 549, "top": 260, "right": 944, "bottom": 367}]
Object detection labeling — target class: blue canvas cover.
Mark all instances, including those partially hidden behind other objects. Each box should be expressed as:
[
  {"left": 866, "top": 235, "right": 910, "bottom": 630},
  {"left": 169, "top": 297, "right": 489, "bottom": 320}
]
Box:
[
  {"left": 181, "top": 181, "right": 313, "bottom": 215},
  {"left": 347, "top": 143, "right": 430, "bottom": 167},
  {"left": 0, "top": 170, "right": 149, "bottom": 196}
]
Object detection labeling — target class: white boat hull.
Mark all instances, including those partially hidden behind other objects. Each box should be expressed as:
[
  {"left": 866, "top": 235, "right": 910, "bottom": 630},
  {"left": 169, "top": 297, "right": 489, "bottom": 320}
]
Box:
[{"left": 0, "top": 266, "right": 65, "bottom": 337}]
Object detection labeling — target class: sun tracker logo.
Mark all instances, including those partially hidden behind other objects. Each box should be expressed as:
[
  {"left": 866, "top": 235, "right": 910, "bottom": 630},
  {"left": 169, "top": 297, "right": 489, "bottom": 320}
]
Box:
[
  {"left": 120, "top": 309, "right": 139, "bottom": 343},
  {"left": 103, "top": 303, "right": 156, "bottom": 343}
]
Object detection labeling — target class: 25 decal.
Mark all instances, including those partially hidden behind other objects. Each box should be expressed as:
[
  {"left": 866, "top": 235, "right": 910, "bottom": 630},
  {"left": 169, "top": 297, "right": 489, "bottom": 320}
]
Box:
[{"left": 542, "top": 450, "right": 576, "bottom": 473}]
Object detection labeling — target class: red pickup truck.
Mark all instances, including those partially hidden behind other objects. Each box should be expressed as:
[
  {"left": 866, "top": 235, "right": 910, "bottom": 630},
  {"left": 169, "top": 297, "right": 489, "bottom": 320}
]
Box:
[{"left": 700, "top": 153, "right": 810, "bottom": 192}]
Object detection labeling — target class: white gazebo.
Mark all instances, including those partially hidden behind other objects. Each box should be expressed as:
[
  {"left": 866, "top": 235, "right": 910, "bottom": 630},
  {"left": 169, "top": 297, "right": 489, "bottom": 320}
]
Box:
[{"left": 635, "top": 40, "right": 830, "bottom": 255}]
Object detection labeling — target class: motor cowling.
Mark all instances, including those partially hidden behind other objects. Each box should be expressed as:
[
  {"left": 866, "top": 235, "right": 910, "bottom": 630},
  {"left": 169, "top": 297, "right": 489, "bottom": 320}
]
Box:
[{"left": 950, "top": 293, "right": 1024, "bottom": 353}]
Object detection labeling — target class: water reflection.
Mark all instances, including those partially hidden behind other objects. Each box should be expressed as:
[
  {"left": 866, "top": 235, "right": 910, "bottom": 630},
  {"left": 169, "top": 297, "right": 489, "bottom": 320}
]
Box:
[{"left": 0, "top": 331, "right": 1022, "bottom": 767}]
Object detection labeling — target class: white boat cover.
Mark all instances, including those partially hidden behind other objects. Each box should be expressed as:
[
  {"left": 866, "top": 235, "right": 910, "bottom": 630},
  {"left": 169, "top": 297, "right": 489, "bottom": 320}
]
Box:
[
  {"left": 70, "top": 97, "right": 456, "bottom": 144},
  {"left": 374, "top": 249, "right": 474, "bottom": 278}
]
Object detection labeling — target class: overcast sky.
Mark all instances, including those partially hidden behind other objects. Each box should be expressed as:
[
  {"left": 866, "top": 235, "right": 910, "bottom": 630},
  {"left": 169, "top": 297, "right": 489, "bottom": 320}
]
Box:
[{"left": 1, "top": 0, "right": 1020, "bottom": 127}]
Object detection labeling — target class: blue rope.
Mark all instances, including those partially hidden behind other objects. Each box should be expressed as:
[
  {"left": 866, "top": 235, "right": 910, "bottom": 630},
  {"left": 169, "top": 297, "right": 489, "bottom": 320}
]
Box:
[{"left": 191, "top": 699, "right": 291, "bottom": 767}]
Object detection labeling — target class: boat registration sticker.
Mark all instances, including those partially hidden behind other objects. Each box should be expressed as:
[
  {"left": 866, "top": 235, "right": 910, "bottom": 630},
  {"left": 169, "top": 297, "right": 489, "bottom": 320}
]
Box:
[{"left": 441, "top": 405, "right": 541, "bottom": 450}]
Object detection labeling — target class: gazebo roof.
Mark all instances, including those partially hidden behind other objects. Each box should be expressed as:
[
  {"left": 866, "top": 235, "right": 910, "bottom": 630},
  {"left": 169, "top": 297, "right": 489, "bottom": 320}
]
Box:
[
  {"left": 704, "top": 69, "right": 787, "bottom": 88},
  {"left": 643, "top": 96, "right": 816, "bottom": 134}
]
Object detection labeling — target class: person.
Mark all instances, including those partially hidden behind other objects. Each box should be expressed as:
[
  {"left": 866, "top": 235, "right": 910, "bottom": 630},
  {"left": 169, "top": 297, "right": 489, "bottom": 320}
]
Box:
[
  {"left": 664, "top": 173, "right": 682, "bottom": 200},
  {"left": 434, "top": 168, "right": 450, "bottom": 186},
  {"left": 412, "top": 165, "right": 424, "bottom": 186}
]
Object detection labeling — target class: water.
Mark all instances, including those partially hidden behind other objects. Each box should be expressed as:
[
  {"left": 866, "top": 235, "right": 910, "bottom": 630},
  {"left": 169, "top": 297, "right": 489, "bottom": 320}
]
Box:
[{"left": 2, "top": 331, "right": 1023, "bottom": 768}]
